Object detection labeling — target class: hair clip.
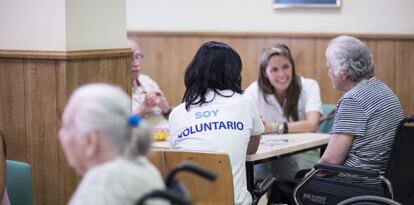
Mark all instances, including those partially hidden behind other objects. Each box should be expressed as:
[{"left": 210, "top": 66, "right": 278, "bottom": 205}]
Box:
[{"left": 128, "top": 115, "right": 141, "bottom": 127}]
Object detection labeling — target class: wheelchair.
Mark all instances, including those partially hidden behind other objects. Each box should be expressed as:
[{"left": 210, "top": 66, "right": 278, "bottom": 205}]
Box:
[{"left": 293, "top": 116, "right": 414, "bottom": 205}]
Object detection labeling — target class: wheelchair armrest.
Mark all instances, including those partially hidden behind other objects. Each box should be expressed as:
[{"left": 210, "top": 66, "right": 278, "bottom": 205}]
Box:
[
  {"left": 314, "top": 163, "right": 380, "bottom": 178},
  {"left": 251, "top": 175, "right": 277, "bottom": 205},
  {"left": 405, "top": 115, "right": 414, "bottom": 122}
]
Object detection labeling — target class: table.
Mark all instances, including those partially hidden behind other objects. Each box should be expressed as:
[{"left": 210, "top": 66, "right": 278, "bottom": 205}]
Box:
[
  {"left": 152, "top": 132, "right": 330, "bottom": 192},
  {"left": 245, "top": 133, "right": 330, "bottom": 192}
]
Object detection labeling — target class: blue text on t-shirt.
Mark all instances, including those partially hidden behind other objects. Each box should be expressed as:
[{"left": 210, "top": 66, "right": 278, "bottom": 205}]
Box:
[{"left": 177, "top": 121, "right": 244, "bottom": 138}]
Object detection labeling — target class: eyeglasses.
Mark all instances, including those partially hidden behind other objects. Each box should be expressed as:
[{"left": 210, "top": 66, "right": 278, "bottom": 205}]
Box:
[{"left": 132, "top": 53, "right": 144, "bottom": 61}]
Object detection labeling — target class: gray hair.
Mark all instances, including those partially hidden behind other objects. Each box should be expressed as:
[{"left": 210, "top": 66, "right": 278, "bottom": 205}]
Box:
[
  {"left": 63, "top": 83, "right": 152, "bottom": 158},
  {"left": 325, "top": 35, "right": 374, "bottom": 82}
]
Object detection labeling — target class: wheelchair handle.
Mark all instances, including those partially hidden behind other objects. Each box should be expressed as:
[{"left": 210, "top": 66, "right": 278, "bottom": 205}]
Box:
[
  {"left": 404, "top": 115, "right": 414, "bottom": 123},
  {"left": 254, "top": 175, "right": 277, "bottom": 195},
  {"left": 315, "top": 163, "right": 379, "bottom": 177},
  {"left": 166, "top": 162, "right": 217, "bottom": 187}
]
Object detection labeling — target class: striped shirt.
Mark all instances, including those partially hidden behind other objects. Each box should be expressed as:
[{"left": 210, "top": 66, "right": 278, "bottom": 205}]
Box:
[{"left": 331, "top": 77, "right": 404, "bottom": 187}]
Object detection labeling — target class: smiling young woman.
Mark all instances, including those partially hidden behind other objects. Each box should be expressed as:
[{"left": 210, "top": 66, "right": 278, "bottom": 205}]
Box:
[{"left": 245, "top": 43, "right": 322, "bottom": 184}]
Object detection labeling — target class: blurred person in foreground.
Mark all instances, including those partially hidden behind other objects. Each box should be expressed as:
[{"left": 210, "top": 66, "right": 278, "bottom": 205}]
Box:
[{"left": 59, "top": 83, "right": 167, "bottom": 205}]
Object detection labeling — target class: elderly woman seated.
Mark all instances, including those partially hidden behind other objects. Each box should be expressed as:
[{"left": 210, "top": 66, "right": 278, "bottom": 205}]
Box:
[{"left": 59, "top": 83, "right": 167, "bottom": 205}]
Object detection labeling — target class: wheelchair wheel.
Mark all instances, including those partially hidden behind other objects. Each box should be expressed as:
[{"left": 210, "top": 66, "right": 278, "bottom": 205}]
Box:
[{"left": 338, "top": 195, "right": 401, "bottom": 205}]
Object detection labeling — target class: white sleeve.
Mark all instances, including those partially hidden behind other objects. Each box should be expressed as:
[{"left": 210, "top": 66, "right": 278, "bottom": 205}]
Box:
[
  {"left": 244, "top": 81, "right": 259, "bottom": 101},
  {"left": 248, "top": 96, "right": 265, "bottom": 136},
  {"left": 168, "top": 108, "right": 177, "bottom": 148},
  {"left": 304, "top": 79, "right": 322, "bottom": 113}
]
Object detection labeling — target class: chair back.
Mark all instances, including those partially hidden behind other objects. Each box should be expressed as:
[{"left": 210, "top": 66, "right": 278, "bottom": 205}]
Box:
[
  {"left": 147, "top": 149, "right": 234, "bottom": 205},
  {"left": 6, "top": 160, "right": 33, "bottom": 205},
  {"left": 318, "top": 104, "right": 336, "bottom": 133},
  {"left": 385, "top": 115, "right": 414, "bottom": 205}
]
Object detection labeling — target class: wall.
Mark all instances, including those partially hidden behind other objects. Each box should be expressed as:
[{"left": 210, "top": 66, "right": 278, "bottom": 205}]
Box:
[
  {"left": 0, "top": 0, "right": 66, "bottom": 50},
  {"left": 0, "top": 0, "right": 126, "bottom": 51},
  {"left": 66, "top": 0, "right": 126, "bottom": 50},
  {"left": 127, "top": 0, "right": 414, "bottom": 34}
]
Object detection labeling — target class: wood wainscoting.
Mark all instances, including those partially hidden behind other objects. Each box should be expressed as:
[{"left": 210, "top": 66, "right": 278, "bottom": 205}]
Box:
[
  {"left": 0, "top": 49, "right": 131, "bottom": 205},
  {"left": 128, "top": 31, "right": 414, "bottom": 115}
]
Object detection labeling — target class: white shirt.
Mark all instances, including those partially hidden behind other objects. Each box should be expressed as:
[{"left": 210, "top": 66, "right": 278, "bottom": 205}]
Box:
[
  {"left": 69, "top": 157, "right": 166, "bottom": 205},
  {"left": 132, "top": 74, "right": 168, "bottom": 127},
  {"left": 132, "top": 74, "right": 163, "bottom": 115},
  {"left": 245, "top": 76, "right": 321, "bottom": 123},
  {"left": 169, "top": 90, "right": 264, "bottom": 205}
]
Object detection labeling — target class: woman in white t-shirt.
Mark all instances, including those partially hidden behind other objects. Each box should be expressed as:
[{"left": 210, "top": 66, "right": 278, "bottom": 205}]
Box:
[
  {"left": 245, "top": 43, "right": 322, "bottom": 182},
  {"left": 169, "top": 41, "right": 265, "bottom": 205}
]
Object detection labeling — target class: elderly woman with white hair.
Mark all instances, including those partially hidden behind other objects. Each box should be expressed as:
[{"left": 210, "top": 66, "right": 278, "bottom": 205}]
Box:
[
  {"left": 319, "top": 35, "right": 404, "bottom": 187},
  {"left": 59, "top": 84, "right": 166, "bottom": 205}
]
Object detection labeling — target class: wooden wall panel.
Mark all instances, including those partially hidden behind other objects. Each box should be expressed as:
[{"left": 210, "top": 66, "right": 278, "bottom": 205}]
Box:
[
  {"left": 290, "top": 38, "right": 317, "bottom": 79},
  {"left": 232, "top": 38, "right": 267, "bottom": 88},
  {"left": 0, "top": 59, "right": 26, "bottom": 160},
  {"left": 55, "top": 60, "right": 80, "bottom": 205},
  {"left": 367, "top": 40, "right": 396, "bottom": 91},
  {"left": 24, "top": 59, "right": 60, "bottom": 204},
  {"left": 129, "top": 32, "right": 413, "bottom": 115},
  {"left": 396, "top": 41, "right": 414, "bottom": 115},
  {"left": 0, "top": 49, "right": 131, "bottom": 205},
  {"left": 315, "top": 39, "right": 343, "bottom": 104}
]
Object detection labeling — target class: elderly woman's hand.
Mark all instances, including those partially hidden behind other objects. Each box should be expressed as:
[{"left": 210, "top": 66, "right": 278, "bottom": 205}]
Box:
[
  {"left": 145, "top": 91, "right": 171, "bottom": 114},
  {"left": 145, "top": 91, "right": 162, "bottom": 107}
]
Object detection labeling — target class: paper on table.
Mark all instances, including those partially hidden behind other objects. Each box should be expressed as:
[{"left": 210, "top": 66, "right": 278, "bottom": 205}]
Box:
[{"left": 260, "top": 138, "right": 290, "bottom": 146}]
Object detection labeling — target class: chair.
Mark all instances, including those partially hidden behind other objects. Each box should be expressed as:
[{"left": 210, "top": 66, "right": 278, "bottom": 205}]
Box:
[
  {"left": 136, "top": 162, "right": 216, "bottom": 205},
  {"left": 136, "top": 189, "right": 191, "bottom": 205},
  {"left": 147, "top": 149, "right": 235, "bottom": 205},
  {"left": 6, "top": 160, "right": 33, "bottom": 205},
  {"left": 318, "top": 104, "right": 336, "bottom": 133},
  {"left": 293, "top": 116, "right": 414, "bottom": 205}
]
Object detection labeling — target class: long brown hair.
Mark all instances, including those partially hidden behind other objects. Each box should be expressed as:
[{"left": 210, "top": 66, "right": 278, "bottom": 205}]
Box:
[{"left": 257, "top": 43, "right": 301, "bottom": 121}]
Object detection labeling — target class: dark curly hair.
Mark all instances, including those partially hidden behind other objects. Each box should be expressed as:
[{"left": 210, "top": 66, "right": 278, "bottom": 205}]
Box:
[{"left": 182, "top": 41, "right": 243, "bottom": 111}]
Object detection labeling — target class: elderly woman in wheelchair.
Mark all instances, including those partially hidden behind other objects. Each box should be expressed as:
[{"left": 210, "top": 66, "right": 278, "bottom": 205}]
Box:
[{"left": 294, "top": 35, "right": 405, "bottom": 205}]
